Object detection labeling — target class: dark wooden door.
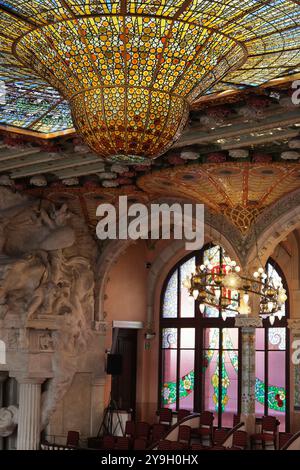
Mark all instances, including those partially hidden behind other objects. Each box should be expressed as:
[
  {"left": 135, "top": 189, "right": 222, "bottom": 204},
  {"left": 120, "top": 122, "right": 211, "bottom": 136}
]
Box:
[{"left": 111, "top": 328, "right": 137, "bottom": 414}]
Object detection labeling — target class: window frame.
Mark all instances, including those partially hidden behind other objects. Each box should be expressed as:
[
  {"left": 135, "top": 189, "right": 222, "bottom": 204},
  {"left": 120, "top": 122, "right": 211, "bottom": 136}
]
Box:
[{"left": 159, "top": 248, "right": 290, "bottom": 430}]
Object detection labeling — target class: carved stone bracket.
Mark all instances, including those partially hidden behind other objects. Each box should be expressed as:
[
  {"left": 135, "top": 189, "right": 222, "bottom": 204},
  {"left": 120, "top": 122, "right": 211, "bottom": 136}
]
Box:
[
  {"left": 288, "top": 319, "right": 300, "bottom": 337},
  {"left": 92, "top": 321, "right": 108, "bottom": 335},
  {"left": 235, "top": 316, "right": 263, "bottom": 329}
]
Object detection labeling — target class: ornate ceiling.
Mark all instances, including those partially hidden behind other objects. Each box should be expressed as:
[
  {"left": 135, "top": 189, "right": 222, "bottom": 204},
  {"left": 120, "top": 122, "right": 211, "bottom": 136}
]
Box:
[{"left": 0, "top": 1, "right": 300, "bottom": 235}]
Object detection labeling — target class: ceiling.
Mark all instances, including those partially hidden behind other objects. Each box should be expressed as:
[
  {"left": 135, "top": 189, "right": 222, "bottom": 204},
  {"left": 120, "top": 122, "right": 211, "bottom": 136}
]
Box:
[{"left": 0, "top": 1, "right": 300, "bottom": 235}]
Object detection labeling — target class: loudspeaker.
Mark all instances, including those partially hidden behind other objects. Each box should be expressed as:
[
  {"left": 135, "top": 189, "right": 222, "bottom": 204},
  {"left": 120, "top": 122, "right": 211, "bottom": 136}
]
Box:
[{"left": 106, "top": 353, "right": 123, "bottom": 375}]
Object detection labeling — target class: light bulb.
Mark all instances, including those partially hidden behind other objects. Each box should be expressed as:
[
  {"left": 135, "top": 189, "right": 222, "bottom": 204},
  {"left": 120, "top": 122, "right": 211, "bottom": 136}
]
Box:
[
  {"left": 192, "top": 289, "right": 199, "bottom": 300},
  {"left": 200, "top": 264, "right": 205, "bottom": 271},
  {"left": 243, "top": 293, "right": 249, "bottom": 304},
  {"left": 277, "top": 311, "right": 284, "bottom": 320},
  {"left": 269, "top": 315, "right": 275, "bottom": 325},
  {"left": 199, "top": 304, "right": 205, "bottom": 314},
  {"left": 235, "top": 266, "right": 241, "bottom": 273},
  {"left": 262, "top": 273, "right": 267, "bottom": 279},
  {"left": 258, "top": 267, "right": 264, "bottom": 274},
  {"left": 222, "top": 311, "right": 227, "bottom": 321},
  {"left": 231, "top": 260, "right": 237, "bottom": 267},
  {"left": 253, "top": 272, "right": 259, "bottom": 279}
]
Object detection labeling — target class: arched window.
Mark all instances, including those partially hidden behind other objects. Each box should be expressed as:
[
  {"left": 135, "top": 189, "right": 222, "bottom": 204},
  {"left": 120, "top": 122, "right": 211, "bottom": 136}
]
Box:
[
  {"left": 255, "top": 260, "right": 289, "bottom": 431},
  {"left": 160, "top": 245, "right": 289, "bottom": 430}
]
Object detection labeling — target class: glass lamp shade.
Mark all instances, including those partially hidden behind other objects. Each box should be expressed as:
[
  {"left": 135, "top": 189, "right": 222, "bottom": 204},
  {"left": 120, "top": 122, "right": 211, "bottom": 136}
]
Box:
[{"left": 13, "top": 2, "right": 245, "bottom": 162}]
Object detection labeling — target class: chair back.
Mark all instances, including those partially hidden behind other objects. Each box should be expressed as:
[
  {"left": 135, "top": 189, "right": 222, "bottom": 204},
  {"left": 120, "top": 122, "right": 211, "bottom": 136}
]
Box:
[
  {"left": 133, "top": 438, "right": 147, "bottom": 450},
  {"left": 158, "top": 408, "right": 173, "bottom": 427},
  {"left": 178, "top": 425, "right": 191, "bottom": 444},
  {"left": 233, "top": 414, "right": 241, "bottom": 427},
  {"left": 136, "top": 421, "right": 150, "bottom": 440},
  {"left": 262, "top": 416, "right": 277, "bottom": 434},
  {"left": 115, "top": 437, "right": 130, "bottom": 450},
  {"left": 232, "top": 430, "right": 247, "bottom": 450},
  {"left": 125, "top": 420, "right": 135, "bottom": 438},
  {"left": 66, "top": 431, "right": 79, "bottom": 448},
  {"left": 152, "top": 423, "right": 166, "bottom": 443},
  {"left": 102, "top": 435, "right": 115, "bottom": 450},
  {"left": 200, "top": 411, "right": 214, "bottom": 426},
  {"left": 279, "top": 432, "right": 294, "bottom": 449},
  {"left": 213, "top": 428, "right": 228, "bottom": 446},
  {"left": 177, "top": 409, "right": 190, "bottom": 423},
  {"left": 157, "top": 439, "right": 172, "bottom": 450}
]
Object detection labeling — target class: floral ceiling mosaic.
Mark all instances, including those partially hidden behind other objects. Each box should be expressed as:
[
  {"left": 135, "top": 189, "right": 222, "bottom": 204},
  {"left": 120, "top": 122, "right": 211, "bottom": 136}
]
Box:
[{"left": 0, "top": 1, "right": 299, "bottom": 161}]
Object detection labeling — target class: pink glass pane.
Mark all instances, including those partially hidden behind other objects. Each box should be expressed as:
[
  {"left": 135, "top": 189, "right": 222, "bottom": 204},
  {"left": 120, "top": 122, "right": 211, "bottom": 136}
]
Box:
[
  {"left": 181, "top": 328, "right": 195, "bottom": 349},
  {"left": 268, "top": 351, "right": 286, "bottom": 431},
  {"left": 162, "top": 328, "right": 177, "bottom": 349},
  {"left": 255, "top": 328, "right": 265, "bottom": 350},
  {"left": 163, "top": 271, "right": 178, "bottom": 318},
  {"left": 203, "top": 349, "right": 219, "bottom": 423},
  {"left": 203, "top": 328, "right": 219, "bottom": 350},
  {"left": 268, "top": 328, "right": 286, "bottom": 351},
  {"left": 255, "top": 351, "right": 265, "bottom": 417},
  {"left": 222, "top": 351, "right": 238, "bottom": 428},
  {"left": 222, "top": 328, "right": 238, "bottom": 350},
  {"left": 180, "top": 349, "right": 195, "bottom": 410},
  {"left": 162, "top": 349, "right": 177, "bottom": 410},
  {"left": 180, "top": 257, "right": 195, "bottom": 318}
]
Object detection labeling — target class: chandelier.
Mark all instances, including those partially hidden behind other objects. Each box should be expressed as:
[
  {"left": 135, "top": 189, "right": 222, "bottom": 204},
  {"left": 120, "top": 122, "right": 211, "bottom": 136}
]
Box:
[
  {"left": 6, "top": 0, "right": 298, "bottom": 163},
  {"left": 183, "top": 254, "right": 287, "bottom": 325}
]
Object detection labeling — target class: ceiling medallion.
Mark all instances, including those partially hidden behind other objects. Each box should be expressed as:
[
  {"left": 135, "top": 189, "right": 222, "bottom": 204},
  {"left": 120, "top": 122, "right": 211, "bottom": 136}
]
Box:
[
  {"left": 4, "top": 1, "right": 299, "bottom": 162},
  {"left": 183, "top": 250, "right": 287, "bottom": 325}
]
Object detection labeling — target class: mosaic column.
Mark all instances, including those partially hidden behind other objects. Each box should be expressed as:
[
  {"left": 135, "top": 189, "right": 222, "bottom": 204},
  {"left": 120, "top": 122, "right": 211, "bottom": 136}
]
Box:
[
  {"left": 16, "top": 378, "right": 44, "bottom": 450},
  {"left": 288, "top": 319, "right": 300, "bottom": 412},
  {"left": 235, "top": 317, "right": 262, "bottom": 434}
]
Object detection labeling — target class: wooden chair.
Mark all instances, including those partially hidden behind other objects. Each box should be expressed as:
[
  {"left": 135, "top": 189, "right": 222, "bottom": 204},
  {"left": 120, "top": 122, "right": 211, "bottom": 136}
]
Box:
[
  {"left": 102, "top": 435, "right": 115, "bottom": 450},
  {"left": 158, "top": 408, "right": 173, "bottom": 430},
  {"left": 133, "top": 438, "right": 147, "bottom": 450},
  {"left": 230, "top": 430, "right": 248, "bottom": 450},
  {"left": 197, "top": 411, "right": 214, "bottom": 446},
  {"left": 279, "top": 432, "right": 294, "bottom": 449},
  {"left": 152, "top": 423, "right": 166, "bottom": 443},
  {"left": 157, "top": 439, "right": 172, "bottom": 450},
  {"left": 177, "top": 409, "right": 191, "bottom": 423},
  {"left": 135, "top": 421, "right": 151, "bottom": 443},
  {"left": 250, "top": 416, "right": 279, "bottom": 449},
  {"left": 213, "top": 428, "right": 228, "bottom": 447},
  {"left": 66, "top": 431, "right": 80, "bottom": 448},
  {"left": 114, "top": 437, "right": 130, "bottom": 450},
  {"left": 177, "top": 425, "right": 191, "bottom": 448}
]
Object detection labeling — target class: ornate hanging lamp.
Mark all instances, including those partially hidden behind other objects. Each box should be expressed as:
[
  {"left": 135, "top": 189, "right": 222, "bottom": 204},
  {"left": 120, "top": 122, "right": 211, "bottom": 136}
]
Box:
[{"left": 3, "top": 0, "right": 299, "bottom": 162}]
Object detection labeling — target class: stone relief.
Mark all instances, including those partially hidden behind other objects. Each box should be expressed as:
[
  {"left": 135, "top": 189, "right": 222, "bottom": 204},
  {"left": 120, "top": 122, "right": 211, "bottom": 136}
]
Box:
[
  {"left": 0, "top": 186, "right": 98, "bottom": 434},
  {"left": 0, "top": 405, "right": 18, "bottom": 437}
]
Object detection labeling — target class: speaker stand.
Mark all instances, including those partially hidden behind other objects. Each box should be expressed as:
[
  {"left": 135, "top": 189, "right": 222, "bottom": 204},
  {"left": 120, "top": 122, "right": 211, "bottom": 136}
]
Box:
[{"left": 97, "top": 393, "right": 124, "bottom": 437}]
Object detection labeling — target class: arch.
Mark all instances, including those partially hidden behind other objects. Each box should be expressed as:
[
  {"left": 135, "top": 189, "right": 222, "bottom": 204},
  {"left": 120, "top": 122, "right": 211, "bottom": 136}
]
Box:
[{"left": 95, "top": 210, "right": 242, "bottom": 324}]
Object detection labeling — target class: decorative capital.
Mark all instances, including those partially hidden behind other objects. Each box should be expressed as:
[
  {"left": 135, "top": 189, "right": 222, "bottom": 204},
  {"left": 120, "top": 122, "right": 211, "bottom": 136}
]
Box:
[
  {"left": 288, "top": 319, "right": 300, "bottom": 336},
  {"left": 92, "top": 321, "right": 108, "bottom": 335},
  {"left": 235, "top": 316, "right": 263, "bottom": 329}
]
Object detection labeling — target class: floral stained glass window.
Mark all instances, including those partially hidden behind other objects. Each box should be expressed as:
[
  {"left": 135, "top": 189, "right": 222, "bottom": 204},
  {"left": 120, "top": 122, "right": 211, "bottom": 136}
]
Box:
[
  {"left": 160, "top": 249, "right": 289, "bottom": 429},
  {"left": 255, "top": 262, "right": 289, "bottom": 431}
]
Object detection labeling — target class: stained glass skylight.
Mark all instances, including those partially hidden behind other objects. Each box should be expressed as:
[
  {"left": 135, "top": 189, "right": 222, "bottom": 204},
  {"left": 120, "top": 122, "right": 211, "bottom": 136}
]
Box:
[{"left": 0, "top": 1, "right": 299, "bottom": 159}]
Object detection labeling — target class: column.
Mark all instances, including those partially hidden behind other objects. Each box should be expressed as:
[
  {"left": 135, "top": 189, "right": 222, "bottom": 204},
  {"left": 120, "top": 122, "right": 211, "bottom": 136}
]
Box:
[
  {"left": 288, "top": 319, "right": 300, "bottom": 430},
  {"left": 16, "top": 378, "right": 44, "bottom": 450},
  {"left": 0, "top": 372, "right": 8, "bottom": 450},
  {"left": 235, "top": 316, "right": 262, "bottom": 434}
]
